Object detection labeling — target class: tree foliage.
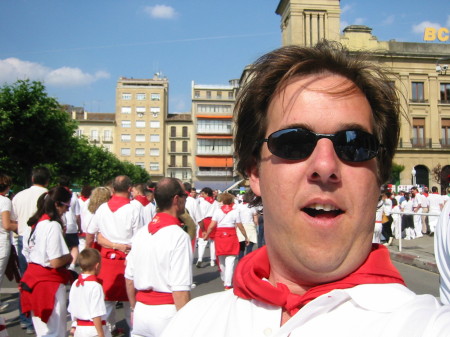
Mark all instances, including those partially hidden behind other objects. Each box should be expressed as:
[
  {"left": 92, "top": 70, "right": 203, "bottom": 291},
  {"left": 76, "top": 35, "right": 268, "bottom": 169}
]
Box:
[
  {"left": 0, "top": 80, "right": 150, "bottom": 189},
  {"left": 390, "top": 162, "right": 405, "bottom": 185}
]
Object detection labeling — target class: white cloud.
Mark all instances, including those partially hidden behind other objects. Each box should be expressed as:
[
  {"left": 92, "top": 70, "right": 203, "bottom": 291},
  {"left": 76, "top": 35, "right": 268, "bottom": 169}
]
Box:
[
  {"left": 354, "top": 17, "right": 365, "bottom": 25},
  {"left": 446, "top": 15, "right": 450, "bottom": 27},
  {"left": 341, "top": 4, "right": 352, "bottom": 15},
  {"left": 382, "top": 15, "right": 395, "bottom": 26},
  {"left": 0, "top": 58, "right": 110, "bottom": 87},
  {"left": 144, "top": 5, "right": 177, "bottom": 19},
  {"left": 412, "top": 21, "right": 441, "bottom": 34}
]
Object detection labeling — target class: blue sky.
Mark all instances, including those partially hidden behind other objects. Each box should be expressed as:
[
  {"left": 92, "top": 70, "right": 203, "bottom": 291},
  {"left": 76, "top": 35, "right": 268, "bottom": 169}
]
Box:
[{"left": 0, "top": 1, "right": 449, "bottom": 113}]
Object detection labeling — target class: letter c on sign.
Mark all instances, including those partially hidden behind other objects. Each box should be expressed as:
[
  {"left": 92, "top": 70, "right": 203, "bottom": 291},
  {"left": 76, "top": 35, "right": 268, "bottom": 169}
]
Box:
[{"left": 438, "top": 28, "right": 449, "bottom": 42}]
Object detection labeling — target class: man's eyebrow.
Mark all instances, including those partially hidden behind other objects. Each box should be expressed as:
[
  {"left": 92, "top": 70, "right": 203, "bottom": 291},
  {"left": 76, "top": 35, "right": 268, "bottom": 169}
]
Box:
[{"left": 280, "top": 122, "right": 372, "bottom": 133}]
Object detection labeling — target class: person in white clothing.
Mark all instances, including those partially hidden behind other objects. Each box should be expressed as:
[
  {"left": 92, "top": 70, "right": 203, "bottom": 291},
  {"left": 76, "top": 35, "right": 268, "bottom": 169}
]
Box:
[
  {"left": 125, "top": 177, "right": 192, "bottom": 337},
  {"left": 68, "top": 248, "right": 111, "bottom": 337},
  {"left": 411, "top": 187, "right": 424, "bottom": 238},
  {"left": 435, "top": 196, "right": 450, "bottom": 304},
  {"left": 236, "top": 192, "right": 258, "bottom": 258},
  {"left": 87, "top": 176, "right": 142, "bottom": 334},
  {"left": 427, "top": 186, "right": 443, "bottom": 234},
  {"left": 400, "top": 193, "right": 415, "bottom": 240},
  {"left": 204, "top": 193, "right": 248, "bottom": 289},
  {"left": 162, "top": 42, "right": 450, "bottom": 337},
  {"left": 195, "top": 187, "right": 218, "bottom": 268},
  {"left": 12, "top": 166, "right": 50, "bottom": 333},
  {"left": 373, "top": 197, "right": 383, "bottom": 243},
  {"left": 77, "top": 185, "right": 93, "bottom": 252},
  {"left": 0, "top": 174, "right": 17, "bottom": 313},
  {"left": 20, "top": 186, "right": 73, "bottom": 337}
]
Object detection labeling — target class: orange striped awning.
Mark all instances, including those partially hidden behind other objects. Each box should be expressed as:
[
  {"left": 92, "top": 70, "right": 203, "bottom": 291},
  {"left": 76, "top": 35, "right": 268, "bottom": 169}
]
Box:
[{"left": 196, "top": 157, "right": 233, "bottom": 167}]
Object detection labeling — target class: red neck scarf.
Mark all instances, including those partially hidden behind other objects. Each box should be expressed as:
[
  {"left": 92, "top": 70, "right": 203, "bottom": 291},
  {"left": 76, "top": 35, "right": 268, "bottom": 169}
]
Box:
[
  {"left": 80, "top": 196, "right": 89, "bottom": 202},
  {"left": 234, "top": 244, "right": 405, "bottom": 316},
  {"left": 148, "top": 212, "right": 182, "bottom": 234},
  {"left": 31, "top": 214, "right": 51, "bottom": 230},
  {"left": 221, "top": 204, "right": 234, "bottom": 214},
  {"left": 204, "top": 196, "right": 215, "bottom": 204},
  {"left": 108, "top": 195, "right": 130, "bottom": 212},
  {"left": 134, "top": 195, "right": 150, "bottom": 207},
  {"left": 76, "top": 274, "right": 101, "bottom": 287}
]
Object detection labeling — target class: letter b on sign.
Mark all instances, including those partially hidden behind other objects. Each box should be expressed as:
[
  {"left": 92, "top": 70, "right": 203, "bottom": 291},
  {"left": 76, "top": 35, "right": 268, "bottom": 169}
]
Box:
[{"left": 424, "top": 27, "right": 449, "bottom": 42}]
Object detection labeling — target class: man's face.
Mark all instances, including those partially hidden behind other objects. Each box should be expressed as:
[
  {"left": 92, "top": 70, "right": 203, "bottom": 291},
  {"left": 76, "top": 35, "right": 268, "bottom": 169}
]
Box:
[{"left": 249, "top": 74, "right": 380, "bottom": 286}]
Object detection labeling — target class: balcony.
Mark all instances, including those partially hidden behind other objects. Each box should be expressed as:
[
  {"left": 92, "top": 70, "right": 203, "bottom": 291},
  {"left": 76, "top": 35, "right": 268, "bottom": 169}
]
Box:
[
  {"left": 169, "top": 133, "right": 190, "bottom": 139},
  {"left": 103, "top": 136, "right": 113, "bottom": 142},
  {"left": 197, "top": 128, "right": 232, "bottom": 135},
  {"left": 197, "top": 149, "right": 233, "bottom": 155},
  {"left": 197, "top": 170, "right": 233, "bottom": 177},
  {"left": 410, "top": 138, "right": 432, "bottom": 148}
]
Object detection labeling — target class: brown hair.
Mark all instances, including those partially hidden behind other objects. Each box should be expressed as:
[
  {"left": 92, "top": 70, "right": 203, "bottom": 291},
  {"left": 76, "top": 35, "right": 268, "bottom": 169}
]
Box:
[
  {"left": 219, "top": 192, "right": 235, "bottom": 205},
  {"left": 234, "top": 40, "right": 400, "bottom": 186},
  {"left": 78, "top": 248, "right": 101, "bottom": 272},
  {"left": 0, "top": 173, "right": 12, "bottom": 193}
]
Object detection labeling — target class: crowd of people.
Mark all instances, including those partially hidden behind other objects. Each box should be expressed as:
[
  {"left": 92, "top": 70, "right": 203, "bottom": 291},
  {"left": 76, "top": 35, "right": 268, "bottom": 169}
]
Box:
[
  {"left": 3, "top": 40, "right": 450, "bottom": 337},
  {"left": 0, "top": 167, "right": 263, "bottom": 337},
  {"left": 374, "top": 186, "right": 449, "bottom": 245}
]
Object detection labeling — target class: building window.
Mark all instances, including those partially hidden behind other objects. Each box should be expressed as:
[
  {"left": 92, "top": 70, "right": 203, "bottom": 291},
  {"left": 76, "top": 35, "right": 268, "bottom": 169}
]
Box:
[
  {"left": 182, "top": 126, "right": 188, "bottom": 137},
  {"left": 136, "top": 121, "right": 146, "bottom": 128},
  {"left": 182, "top": 155, "right": 188, "bottom": 167},
  {"left": 171, "top": 126, "right": 176, "bottom": 137},
  {"left": 197, "top": 119, "right": 232, "bottom": 133},
  {"left": 170, "top": 155, "right": 176, "bottom": 166},
  {"left": 136, "top": 93, "right": 146, "bottom": 100},
  {"left": 182, "top": 141, "right": 188, "bottom": 152},
  {"left": 150, "top": 148, "right": 159, "bottom": 156},
  {"left": 197, "top": 104, "right": 232, "bottom": 113},
  {"left": 217, "top": 91, "right": 222, "bottom": 99},
  {"left": 194, "top": 91, "right": 200, "bottom": 98},
  {"left": 150, "top": 107, "right": 160, "bottom": 117},
  {"left": 90, "top": 130, "right": 99, "bottom": 142},
  {"left": 151, "top": 93, "right": 160, "bottom": 101},
  {"left": 197, "top": 139, "right": 232, "bottom": 154},
  {"left": 206, "top": 91, "right": 211, "bottom": 99},
  {"left": 121, "top": 134, "right": 131, "bottom": 142},
  {"left": 228, "top": 92, "right": 234, "bottom": 99},
  {"left": 412, "top": 118, "right": 425, "bottom": 147},
  {"left": 103, "top": 130, "right": 112, "bottom": 141},
  {"left": 75, "top": 129, "right": 83, "bottom": 137},
  {"left": 122, "top": 93, "right": 131, "bottom": 100},
  {"left": 135, "top": 148, "right": 145, "bottom": 156},
  {"left": 171, "top": 141, "right": 176, "bottom": 152},
  {"left": 150, "top": 162, "right": 159, "bottom": 171},
  {"left": 412, "top": 82, "right": 424, "bottom": 102},
  {"left": 135, "top": 162, "right": 145, "bottom": 169},
  {"left": 150, "top": 134, "right": 160, "bottom": 142},
  {"left": 121, "top": 148, "right": 131, "bottom": 156},
  {"left": 150, "top": 121, "right": 160, "bottom": 128},
  {"left": 136, "top": 106, "right": 146, "bottom": 113},
  {"left": 121, "top": 120, "right": 131, "bottom": 128},
  {"left": 441, "top": 119, "right": 450, "bottom": 147},
  {"left": 441, "top": 83, "right": 450, "bottom": 103},
  {"left": 136, "top": 134, "right": 145, "bottom": 142},
  {"left": 121, "top": 106, "right": 131, "bottom": 114}
]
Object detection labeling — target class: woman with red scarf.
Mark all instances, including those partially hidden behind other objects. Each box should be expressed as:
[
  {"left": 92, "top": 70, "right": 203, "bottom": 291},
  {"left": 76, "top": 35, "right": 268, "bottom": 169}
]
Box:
[
  {"left": 20, "top": 186, "right": 73, "bottom": 337},
  {"left": 203, "top": 193, "right": 248, "bottom": 289}
]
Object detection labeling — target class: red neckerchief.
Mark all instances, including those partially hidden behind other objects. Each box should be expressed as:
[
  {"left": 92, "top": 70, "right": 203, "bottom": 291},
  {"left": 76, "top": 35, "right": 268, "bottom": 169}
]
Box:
[
  {"left": 76, "top": 274, "right": 101, "bottom": 287},
  {"left": 148, "top": 212, "right": 183, "bottom": 234},
  {"left": 31, "top": 214, "right": 51, "bottom": 230},
  {"left": 80, "top": 196, "right": 89, "bottom": 202},
  {"left": 107, "top": 195, "right": 130, "bottom": 212},
  {"left": 221, "top": 204, "right": 234, "bottom": 214},
  {"left": 205, "top": 196, "right": 215, "bottom": 204},
  {"left": 134, "top": 195, "right": 150, "bottom": 207},
  {"left": 233, "top": 244, "right": 405, "bottom": 317}
]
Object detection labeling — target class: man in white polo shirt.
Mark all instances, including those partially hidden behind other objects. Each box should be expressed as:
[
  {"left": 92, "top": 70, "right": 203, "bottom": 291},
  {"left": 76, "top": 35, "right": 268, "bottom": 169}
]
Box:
[{"left": 125, "top": 177, "right": 192, "bottom": 337}]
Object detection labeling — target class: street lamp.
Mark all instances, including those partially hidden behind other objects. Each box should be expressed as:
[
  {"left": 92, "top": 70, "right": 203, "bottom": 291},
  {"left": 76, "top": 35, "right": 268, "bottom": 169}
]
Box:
[{"left": 411, "top": 167, "right": 417, "bottom": 186}]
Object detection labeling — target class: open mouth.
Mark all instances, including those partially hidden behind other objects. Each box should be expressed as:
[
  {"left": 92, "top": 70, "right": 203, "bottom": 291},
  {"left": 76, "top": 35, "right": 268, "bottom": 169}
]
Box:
[{"left": 302, "top": 204, "right": 344, "bottom": 218}]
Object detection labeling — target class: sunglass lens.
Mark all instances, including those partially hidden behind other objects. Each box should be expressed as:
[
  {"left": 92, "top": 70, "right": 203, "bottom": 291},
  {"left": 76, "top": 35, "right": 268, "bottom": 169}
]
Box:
[
  {"left": 268, "top": 129, "right": 315, "bottom": 160},
  {"left": 334, "top": 130, "right": 378, "bottom": 162}
]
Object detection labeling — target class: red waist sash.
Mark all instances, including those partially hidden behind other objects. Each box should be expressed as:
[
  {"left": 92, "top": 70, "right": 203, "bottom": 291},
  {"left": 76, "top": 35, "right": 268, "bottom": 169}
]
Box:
[
  {"left": 215, "top": 227, "right": 239, "bottom": 256},
  {"left": 136, "top": 289, "right": 174, "bottom": 305},
  {"left": 199, "top": 217, "right": 216, "bottom": 238},
  {"left": 98, "top": 247, "right": 127, "bottom": 301},
  {"left": 77, "top": 319, "right": 106, "bottom": 326}
]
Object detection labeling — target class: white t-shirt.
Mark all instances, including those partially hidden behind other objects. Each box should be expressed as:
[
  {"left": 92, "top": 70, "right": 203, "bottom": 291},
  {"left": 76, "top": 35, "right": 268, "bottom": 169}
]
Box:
[
  {"left": 0, "top": 195, "right": 13, "bottom": 236},
  {"left": 88, "top": 202, "right": 141, "bottom": 244},
  {"left": 238, "top": 203, "right": 257, "bottom": 224},
  {"left": 212, "top": 208, "right": 240, "bottom": 229},
  {"left": 64, "top": 192, "right": 80, "bottom": 234},
  {"left": 185, "top": 196, "right": 199, "bottom": 224},
  {"left": 162, "top": 284, "right": 450, "bottom": 337},
  {"left": 198, "top": 198, "right": 218, "bottom": 221},
  {"left": 435, "top": 200, "right": 450, "bottom": 304},
  {"left": 68, "top": 274, "right": 107, "bottom": 321},
  {"left": 143, "top": 202, "right": 156, "bottom": 226},
  {"left": 24, "top": 219, "right": 69, "bottom": 267},
  {"left": 125, "top": 225, "right": 192, "bottom": 293},
  {"left": 12, "top": 185, "right": 48, "bottom": 236},
  {"left": 427, "top": 194, "right": 443, "bottom": 213}
]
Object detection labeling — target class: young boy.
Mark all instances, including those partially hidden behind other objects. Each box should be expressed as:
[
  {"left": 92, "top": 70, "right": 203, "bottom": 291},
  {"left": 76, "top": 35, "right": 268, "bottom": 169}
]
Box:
[{"left": 68, "top": 248, "right": 111, "bottom": 337}]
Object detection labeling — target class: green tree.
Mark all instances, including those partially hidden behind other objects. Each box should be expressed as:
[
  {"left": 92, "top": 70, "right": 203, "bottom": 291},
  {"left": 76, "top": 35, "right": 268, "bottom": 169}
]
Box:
[
  {"left": 390, "top": 162, "right": 405, "bottom": 186},
  {"left": 0, "top": 80, "right": 77, "bottom": 187}
]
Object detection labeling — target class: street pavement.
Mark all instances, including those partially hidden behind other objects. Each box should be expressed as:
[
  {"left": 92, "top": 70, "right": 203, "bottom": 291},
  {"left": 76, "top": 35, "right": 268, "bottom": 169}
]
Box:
[{"left": 0, "top": 236, "right": 440, "bottom": 336}]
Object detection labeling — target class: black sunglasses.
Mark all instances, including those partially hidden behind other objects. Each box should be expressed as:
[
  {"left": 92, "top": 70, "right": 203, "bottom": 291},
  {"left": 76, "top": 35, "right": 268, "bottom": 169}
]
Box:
[{"left": 260, "top": 128, "right": 382, "bottom": 162}]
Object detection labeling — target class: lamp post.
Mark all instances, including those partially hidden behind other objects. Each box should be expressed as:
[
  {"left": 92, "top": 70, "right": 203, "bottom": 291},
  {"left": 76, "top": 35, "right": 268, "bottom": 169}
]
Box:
[{"left": 411, "top": 168, "right": 417, "bottom": 186}]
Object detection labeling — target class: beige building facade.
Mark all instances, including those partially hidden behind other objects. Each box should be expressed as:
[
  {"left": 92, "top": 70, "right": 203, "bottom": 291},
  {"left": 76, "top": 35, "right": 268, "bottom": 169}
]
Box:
[
  {"left": 191, "top": 80, "right": 239, "bottom": 190},
  {"left": 275, "top": 0, "right": 450, "bottom": 192},
  {"left": 166, "top": 113, "right": 195, "bottom": 183},
  {"left": 115, "top": 75, "right": 168, "bottom": 180}
]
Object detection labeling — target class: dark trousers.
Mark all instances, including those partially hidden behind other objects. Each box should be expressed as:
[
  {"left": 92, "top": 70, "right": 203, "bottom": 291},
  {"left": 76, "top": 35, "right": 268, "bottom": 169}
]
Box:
[{"left": 382, "top": 216, "right": 393, "bottom": 241}]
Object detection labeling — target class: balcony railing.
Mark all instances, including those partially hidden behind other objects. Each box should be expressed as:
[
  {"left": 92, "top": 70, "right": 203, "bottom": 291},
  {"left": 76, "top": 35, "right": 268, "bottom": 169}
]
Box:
[
  {"left": 197, "top": 170, "right": 233, "bottom": 177},
  {"left": 103, "top": 136, "right": 113, "bottom": 142},
  {"left": 197, "top": 149, "right": 233, "bottom": 155}
]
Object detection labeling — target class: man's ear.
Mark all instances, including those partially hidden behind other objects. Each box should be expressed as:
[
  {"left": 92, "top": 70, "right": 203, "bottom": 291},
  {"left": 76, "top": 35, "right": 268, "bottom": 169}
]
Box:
[{"left": 248, "top": 164, "right": 261, "bottom": 197}]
